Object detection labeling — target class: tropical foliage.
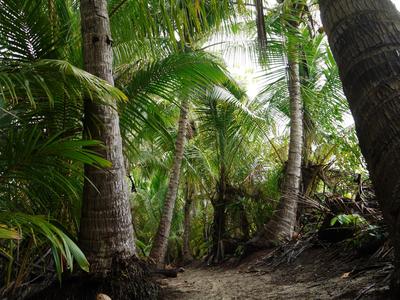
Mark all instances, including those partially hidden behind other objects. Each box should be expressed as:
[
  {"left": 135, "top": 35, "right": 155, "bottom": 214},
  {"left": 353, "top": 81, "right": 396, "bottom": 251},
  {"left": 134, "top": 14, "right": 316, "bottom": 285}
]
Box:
[{"left": 0, "top": 0, "right": 377, "bottom": 298}]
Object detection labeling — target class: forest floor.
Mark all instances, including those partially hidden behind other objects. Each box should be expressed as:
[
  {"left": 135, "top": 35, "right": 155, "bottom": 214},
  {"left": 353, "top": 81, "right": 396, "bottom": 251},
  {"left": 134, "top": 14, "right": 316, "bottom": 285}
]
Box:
[{"left": 159, "top": 246, "right": 391, "bottom": 300}]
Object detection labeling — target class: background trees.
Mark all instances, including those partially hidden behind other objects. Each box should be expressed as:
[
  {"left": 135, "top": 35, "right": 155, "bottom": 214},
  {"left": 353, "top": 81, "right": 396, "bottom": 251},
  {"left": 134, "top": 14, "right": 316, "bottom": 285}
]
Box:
[{"left": 1, "top": 0, "right": 392, "bottom": 297}]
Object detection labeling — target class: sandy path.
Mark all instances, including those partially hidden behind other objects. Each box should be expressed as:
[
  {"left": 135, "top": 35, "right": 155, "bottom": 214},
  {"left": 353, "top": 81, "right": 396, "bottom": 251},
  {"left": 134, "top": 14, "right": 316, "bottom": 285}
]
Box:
[
  {"left": 159, "top": 248, "right": 389, "bottom": 300},
  {"left": 159, "top": 266, "right": 373, "bottom": 299}
]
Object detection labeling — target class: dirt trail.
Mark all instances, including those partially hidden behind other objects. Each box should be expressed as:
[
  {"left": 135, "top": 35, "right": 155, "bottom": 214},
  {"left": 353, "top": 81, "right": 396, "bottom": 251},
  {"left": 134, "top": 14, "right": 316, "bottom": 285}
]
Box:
[{"left": 159, "top": 249, "right": 389, "bottom": 299}]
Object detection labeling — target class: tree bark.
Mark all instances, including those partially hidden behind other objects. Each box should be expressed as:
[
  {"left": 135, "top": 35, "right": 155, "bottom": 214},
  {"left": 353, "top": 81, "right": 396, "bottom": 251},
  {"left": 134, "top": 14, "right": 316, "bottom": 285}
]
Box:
[
  {"left": 255, "top": 0, "right": 267, "bottom": 49},
  {"left": 78, "top": 0, "right": 135, "bottom": 273},
  {"left": 247, "top": 3, "right": 304, "bottom": 245},
  {"left": 319, "top": 0, "right": 400, "bottom": 297},
  {"left": 149, "top": 100, "right": 189, "bottom": 266},
  {"left": 264, "top": 48, "right": 303, "bottom": 241}
]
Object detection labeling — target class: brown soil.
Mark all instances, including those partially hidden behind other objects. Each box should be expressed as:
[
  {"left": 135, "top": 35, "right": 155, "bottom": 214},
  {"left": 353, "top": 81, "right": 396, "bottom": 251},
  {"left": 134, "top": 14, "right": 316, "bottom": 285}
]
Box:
[{"left": 160, "top": 248, "right": 390, "bottom": 300}]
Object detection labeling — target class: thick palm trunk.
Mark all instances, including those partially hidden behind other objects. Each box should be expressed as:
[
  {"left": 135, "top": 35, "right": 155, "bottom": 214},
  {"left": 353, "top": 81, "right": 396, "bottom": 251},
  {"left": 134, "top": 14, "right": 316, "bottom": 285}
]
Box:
[
  {"left": 182, "top": 181, "right": 194, "bottom": 263},
  {"left": 78, "top": 0, "right": 135, "bottom": 273},
  {"left": 150, "top": 100, "right": 189, "bottom": 265},
  {"left": 319, "top": 0, "right": 400, "bottom": 296},
  {"left": 264, "top": 52, "right": 303, "bottom": 241}
]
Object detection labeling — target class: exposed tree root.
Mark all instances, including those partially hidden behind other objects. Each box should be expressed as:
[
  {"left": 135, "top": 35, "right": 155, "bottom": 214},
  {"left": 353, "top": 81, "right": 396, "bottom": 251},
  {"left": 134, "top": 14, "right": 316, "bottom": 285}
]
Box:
[{"left": 26, "top": 257, "right": 160, "bottom": 300}]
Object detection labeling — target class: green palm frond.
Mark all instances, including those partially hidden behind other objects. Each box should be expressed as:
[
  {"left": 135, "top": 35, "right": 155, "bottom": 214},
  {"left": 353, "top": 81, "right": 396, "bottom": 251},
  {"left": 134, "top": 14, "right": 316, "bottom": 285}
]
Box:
[
  {"left": 0, "top": 0, "right": 79, "bottom": 61},
  {"left": 0, "top": 126, "right": 109, "bottom": 213},
  {"left": 0, "top": 59, "right": 127, "bottom": 108},
  {"left": 118, "top": 51, "right": 236, "bottom": 153},
  {"left": 0, "top": 213, "right": 89, "bottom": 280},
  {"left": 109, "top": 0, "right": 245, "bottom": 54}
]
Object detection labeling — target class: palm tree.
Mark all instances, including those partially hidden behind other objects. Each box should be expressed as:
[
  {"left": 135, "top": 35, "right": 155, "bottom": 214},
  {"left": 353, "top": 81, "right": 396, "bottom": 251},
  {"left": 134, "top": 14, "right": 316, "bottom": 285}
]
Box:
[
  {"left": 149, "top": 99, "right": 189, "bottom": 265},
  {"left": 319, "top": 0, "right": 400, "bottom": 296},
  {"left": 255, "top": 0, "right": 268, "bottom": 49},
  {"left": 263, "top": 37, "right": 303, "bottom": 242},
  {"left": 144, "top": 58, "right": 246, "bottom": 265},
  {"left": 136, "top": 0, "right": 248, "bottom": 265},
  {"left": 0, "top": 0, "right": 127, "bottom": 291},
  {"left": 194, "top": 87, "right": 264, "bottom": 262},
  {"left": 246, "top": 0, "right": 348, "bottom": 245},
  {"left": 251, "top": 1, "right": 304, "bottom": 244},
  {"left": 78, "top": 0, "right": 136, "bottom": 273},
  {"left": 80, "top": 0, "right": 241, "bottom": 272}
]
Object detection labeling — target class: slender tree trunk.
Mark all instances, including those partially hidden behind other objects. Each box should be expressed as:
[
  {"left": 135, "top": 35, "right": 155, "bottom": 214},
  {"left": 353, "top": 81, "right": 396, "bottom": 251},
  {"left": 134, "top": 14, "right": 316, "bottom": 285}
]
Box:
[
  {"left": 150, "top": 100, "right": 189, "bottom": 266},
  {"left": 264, "top": 49, "right": 303, "bottom": 241},
  {"left": 182, "top": 180, "right": 194, "bottom": 263},
  {"left": 255, "top": 0, "right": 267, "bottom": 49},
  {"left": 319, "top": 0, "right": 400, "bottom": 296},
  {"left": 78, "top": 0, "right": 135, "bottom": 273},
  {"left": 247, "top": 4, "right": 304, "bottom": 246}
]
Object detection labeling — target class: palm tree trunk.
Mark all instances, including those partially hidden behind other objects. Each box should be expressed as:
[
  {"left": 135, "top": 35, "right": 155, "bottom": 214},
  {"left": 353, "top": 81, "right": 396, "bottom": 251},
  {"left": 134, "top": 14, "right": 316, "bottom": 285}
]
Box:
[
  {"left": 319, "top": 0, "right": 400, "bottom": 296},
  {"left": 78, "top": 0, "right": 135, "bottom": 273},
  {"left": 149, "top": 100, "right": 189, "bottom": 266},
  {"left": 255, "top": 0, "right": 267, "bottom": 49},
  {"left": 182, "top": 180, "right": 194, "bottom": 263},
  {"left": 264, "top": 49, "right": 303, "bottom": 241}
]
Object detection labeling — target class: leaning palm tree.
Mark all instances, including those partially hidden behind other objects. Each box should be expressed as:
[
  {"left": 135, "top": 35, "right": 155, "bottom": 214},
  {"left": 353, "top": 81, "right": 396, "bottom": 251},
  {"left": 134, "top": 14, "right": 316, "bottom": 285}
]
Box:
[
  {"left": 247, "top": 0, "right": 348, "bottom": 245},
  {"left": 114, "top": 43, "right": 255, "bottom": 266},
  {"left": 249, "top": 0, "right": 304, "bottom": 244},
  {"left": 319, "top": 0, "right": 400, "bottom": 296},
  {"left": 132, "top": 0, "right": 248, "bottom": 265},
  {"left": 149, "top": 99, "right": 189, "bottom": 265},
  {"left": 148, "top": 53, "right": 246, "bottom": 265},
  {"left": 264, "top": 1, "right": 304, "bottom": 241}
]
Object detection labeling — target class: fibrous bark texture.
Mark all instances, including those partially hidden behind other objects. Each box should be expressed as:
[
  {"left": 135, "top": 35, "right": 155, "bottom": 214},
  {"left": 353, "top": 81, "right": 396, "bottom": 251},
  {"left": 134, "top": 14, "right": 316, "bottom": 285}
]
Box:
[
  {"left": 79, "top": 0, "right": 135, "bottom": 273},
  {"left": 319, "top": 0, "right": 400, "bottom": 296},
  {"left": 150, "top": 100, "right": 189, "bottom": 266},
  {"left": 264, "top": 52, "right": 303, "bottom": 241}
]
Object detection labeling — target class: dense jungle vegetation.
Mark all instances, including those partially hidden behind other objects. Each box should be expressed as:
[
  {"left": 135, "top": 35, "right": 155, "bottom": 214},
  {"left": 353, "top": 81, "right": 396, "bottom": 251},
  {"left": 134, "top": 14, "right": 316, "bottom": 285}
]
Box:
[{"left": 1, "top": 0, "right": 400, "bottom": 299}]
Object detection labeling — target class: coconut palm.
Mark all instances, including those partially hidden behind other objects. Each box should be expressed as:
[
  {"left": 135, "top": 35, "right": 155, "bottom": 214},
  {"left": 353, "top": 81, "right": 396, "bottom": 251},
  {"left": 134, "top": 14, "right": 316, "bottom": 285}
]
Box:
[
  {"left": 245, "top": 0, "right": 305, "bottom": 244},
  {"left": 126, "top": 0, "right": 250, "bottom": 266},
  {"left": 0, "top": 0, "right": 127, "bottom": 291},
  {"left": 80, "top": 0, "right": 248, "bottom": 272},
  {"left": 0, "top": 0, "right": 248, "bottom": 285},
  {"left": 319, "top": 0, "right": 400, "bottom": 296},
  {"left": 245, "top": 0, "right": 348, "bottom": 245},
  {"left": 192, "top": 86, "right": 268, "bottom": 262}
]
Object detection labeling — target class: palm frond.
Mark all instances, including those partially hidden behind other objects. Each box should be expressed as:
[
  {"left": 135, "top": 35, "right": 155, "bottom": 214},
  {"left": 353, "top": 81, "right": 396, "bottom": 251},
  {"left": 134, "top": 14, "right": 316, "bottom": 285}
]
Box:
[
  {"left": 0, "top": 213, "right": 89, "bottom": 280},
  {"left": 0, "top": 59, "right": 127, "bottom": 108}
]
